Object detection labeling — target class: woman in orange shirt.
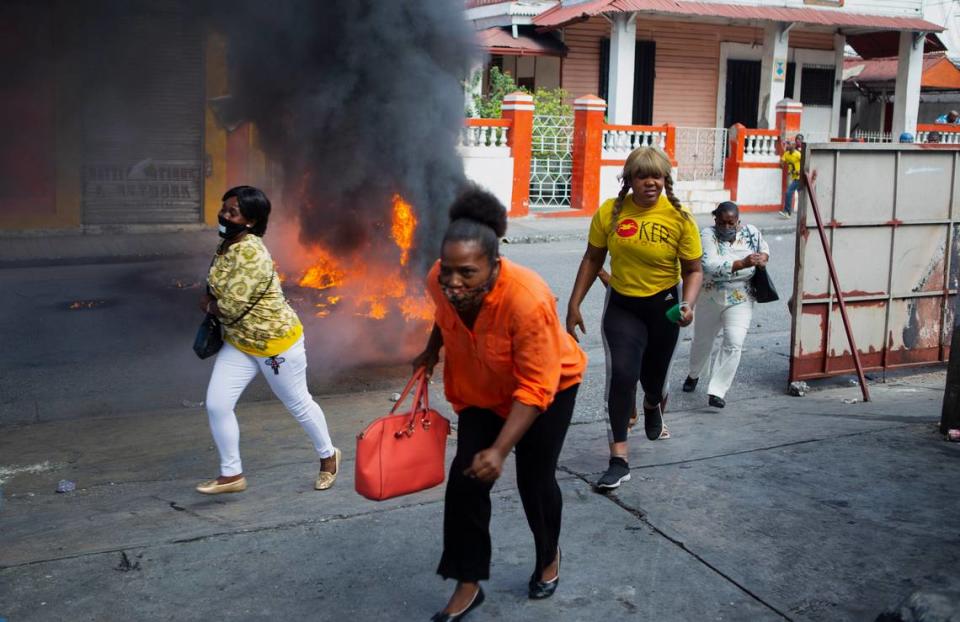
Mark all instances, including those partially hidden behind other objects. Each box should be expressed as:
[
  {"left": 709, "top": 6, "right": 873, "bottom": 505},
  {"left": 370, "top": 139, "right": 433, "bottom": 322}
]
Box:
[{"left": 414, "top": 187, "right": 587, "bottom": 621}]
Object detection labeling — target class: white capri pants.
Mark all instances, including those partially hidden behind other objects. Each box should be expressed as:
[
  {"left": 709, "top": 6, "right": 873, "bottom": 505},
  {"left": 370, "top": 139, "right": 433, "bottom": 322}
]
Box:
[
  {"left": 205, "top": 335, "right": 335, "bottom": 476},
  {"left": 687, "top": 296, "right": 754, "bottom": 400}
]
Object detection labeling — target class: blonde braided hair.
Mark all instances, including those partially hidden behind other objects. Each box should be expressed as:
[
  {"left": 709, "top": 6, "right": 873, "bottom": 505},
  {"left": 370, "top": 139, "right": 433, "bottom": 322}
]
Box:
[{"left": 609, "top": 147, "right": 689, "bottom": 236}]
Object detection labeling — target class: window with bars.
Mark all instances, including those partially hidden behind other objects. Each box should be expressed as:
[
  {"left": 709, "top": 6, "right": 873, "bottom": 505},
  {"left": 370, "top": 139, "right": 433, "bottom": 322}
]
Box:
[{"left": 800, "top": 67, "right": 835, "bottom": 106}]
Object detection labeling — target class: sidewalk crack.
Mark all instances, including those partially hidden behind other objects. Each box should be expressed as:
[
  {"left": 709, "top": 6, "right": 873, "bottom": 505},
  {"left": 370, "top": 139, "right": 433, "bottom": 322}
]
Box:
[{"left": 558, "top": 465, "right": 793, "bottom": 620}]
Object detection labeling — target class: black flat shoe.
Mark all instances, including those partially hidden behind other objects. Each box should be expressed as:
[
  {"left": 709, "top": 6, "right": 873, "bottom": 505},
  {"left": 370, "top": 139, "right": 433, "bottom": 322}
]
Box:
[
  {"left": 682, "top": 376, "right": 699, "bottom": 392},
  {"left": 431, "top": 585, "right": 484, "bottom": 621},
  {"left": 708, "top": 395, "right": 726, "bottom": 408},
  {"left": 528, "top": 549, "right": 561, "bottom": 599}
]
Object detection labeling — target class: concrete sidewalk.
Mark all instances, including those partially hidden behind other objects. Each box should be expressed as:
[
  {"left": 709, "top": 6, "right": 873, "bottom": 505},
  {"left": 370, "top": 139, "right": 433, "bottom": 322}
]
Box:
[
  {"left": 0, "top": 212, "right": 796, "bottom": 268},
  {"left": 1, "top": 369, "right": 955, "bottom": 621}
]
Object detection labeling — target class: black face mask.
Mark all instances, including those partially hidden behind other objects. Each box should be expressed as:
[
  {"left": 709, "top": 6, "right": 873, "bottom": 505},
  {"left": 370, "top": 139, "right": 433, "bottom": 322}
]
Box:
[
  {"left": 715, "top": 227, "right": 737, "bottom": 243},
  {"left": 218, "top": 215, "right": 249, "bottom": 239}
]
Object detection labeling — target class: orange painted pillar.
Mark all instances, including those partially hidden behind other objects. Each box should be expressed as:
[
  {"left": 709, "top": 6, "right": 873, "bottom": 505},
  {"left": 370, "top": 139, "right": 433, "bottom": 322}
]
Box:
[
  {"left": 501, "top": 92, "right": 534, "bottom": 218},
  {"left": 776, "top": 100, "right": 803, "bottom": 204},
  {"left": 724, "top": 123, "right": 746, "bottom": 201},
  {"left": 663, "top": 123, "right": 677, "bottom": 165},
  {"left": 570, "top": 95, "right": 606, "bottom": 213},
  {"left": 776, "top": 99, "right": 803, "bottom": 145}
]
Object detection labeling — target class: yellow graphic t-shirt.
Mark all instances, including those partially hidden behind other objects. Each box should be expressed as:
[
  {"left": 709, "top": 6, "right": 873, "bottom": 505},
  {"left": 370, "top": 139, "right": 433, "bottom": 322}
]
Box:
[
  {"left": 208, "top": 235, "right": 303, "bottom": 357},
  {"left": 588, "top": 193, "right": 703, "bottom": 298},
  {"left": 782, "top": 150, "right": 801, "bottom": 181}
]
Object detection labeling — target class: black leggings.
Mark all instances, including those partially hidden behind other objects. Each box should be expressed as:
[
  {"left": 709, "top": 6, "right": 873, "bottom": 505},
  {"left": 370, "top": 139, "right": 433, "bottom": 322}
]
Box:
[
  {"left": 437, "top": 384, "right": 579, "bottom": 582},
  {"left": 602, "top": 285, "right": 680, "bottom": 443}
]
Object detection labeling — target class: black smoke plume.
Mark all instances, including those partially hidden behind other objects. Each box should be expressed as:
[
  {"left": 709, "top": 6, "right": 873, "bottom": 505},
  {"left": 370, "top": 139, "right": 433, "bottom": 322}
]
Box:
[{"left": 205, "top": 0, "right": 478, "bottom": 269}]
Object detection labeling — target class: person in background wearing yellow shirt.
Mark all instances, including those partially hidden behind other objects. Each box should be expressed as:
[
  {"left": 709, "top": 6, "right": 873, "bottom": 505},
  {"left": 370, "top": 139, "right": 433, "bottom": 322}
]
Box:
[
  {"left": 566, "top": 147, "right": 703, "bottom": 491},
  {"left": 780, "top": 140, "right": 802, "bottom": 219},
  {"left": 196, "top": 186, "right": 339, "bottom": 495}
]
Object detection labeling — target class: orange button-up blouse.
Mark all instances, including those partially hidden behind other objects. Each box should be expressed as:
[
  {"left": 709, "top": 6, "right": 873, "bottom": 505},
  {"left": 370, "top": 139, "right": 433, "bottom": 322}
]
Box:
[{"left": 427, "top": 257, "right": 587, "bottom": 418}]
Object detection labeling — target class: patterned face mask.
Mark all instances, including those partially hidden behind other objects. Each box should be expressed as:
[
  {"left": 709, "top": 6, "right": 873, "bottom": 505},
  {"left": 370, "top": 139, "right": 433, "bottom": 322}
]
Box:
[{"left": 439, "top": 264, "right": 498, "bottom": 312}]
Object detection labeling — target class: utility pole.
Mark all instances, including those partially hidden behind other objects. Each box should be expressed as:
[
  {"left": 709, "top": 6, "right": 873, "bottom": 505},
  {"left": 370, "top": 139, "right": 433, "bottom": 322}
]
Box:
[{"left": 942, "top": 298, "right": 960, "bottom": 434}]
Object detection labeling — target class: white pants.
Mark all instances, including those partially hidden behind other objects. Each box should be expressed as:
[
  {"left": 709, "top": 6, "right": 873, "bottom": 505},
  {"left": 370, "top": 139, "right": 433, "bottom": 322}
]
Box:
[
  {"left": 687, "top": 296, "right": 754, "bottom": 399},
  {"left": 205, "top": 335, "right": 335, "bottom": 476}
]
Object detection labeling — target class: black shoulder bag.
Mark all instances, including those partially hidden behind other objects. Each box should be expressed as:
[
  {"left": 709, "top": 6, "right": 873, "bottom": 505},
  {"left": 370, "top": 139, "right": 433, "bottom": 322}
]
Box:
[
  {"left": 193, "top": 274, "right": 275, "bottom": 359},
  {"left": 747, "top": 227, "right": 779, "bottom": 304}
]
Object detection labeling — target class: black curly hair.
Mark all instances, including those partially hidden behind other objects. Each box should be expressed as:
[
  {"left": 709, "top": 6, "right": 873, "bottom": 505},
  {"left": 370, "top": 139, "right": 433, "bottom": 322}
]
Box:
[
  {"left": 442, "top": 185, "right": 508, "bottom": 262},
  {"left": 712, "top": 201, "right": 739, "bottom": 219}
]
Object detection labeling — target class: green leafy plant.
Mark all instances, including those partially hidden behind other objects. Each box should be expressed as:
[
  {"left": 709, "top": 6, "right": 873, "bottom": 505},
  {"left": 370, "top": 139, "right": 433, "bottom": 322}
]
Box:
[
  {"left": 469, "top": 66, "right": 574, "bottom": 120},
  {"left": 470, "top": 66, "right": 520, "bottom": 119}
]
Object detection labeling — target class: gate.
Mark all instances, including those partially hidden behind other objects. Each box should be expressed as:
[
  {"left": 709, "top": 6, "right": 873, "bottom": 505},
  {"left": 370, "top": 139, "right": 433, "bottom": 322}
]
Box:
[
  {"left": 675, "top": 127, "right": 728, "bottom": 182},
  {"left": 529, "top": 114, "right": 574, "bottom": 208},
  {"left": 791, "top": 143, "right": 957, "bottom": 381}
]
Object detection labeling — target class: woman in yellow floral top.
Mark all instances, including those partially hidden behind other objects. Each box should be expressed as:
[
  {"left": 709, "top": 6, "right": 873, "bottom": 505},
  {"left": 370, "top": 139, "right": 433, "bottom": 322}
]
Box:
[{"left": 196, "top": 186, "right": 339, "bottom": 495}]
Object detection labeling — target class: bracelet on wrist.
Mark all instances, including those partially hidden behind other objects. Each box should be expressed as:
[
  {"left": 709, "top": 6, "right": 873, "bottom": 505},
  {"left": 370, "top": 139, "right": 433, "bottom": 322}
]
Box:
[{"left": 679, "top": 301, "right": 691, "bottom": 310}]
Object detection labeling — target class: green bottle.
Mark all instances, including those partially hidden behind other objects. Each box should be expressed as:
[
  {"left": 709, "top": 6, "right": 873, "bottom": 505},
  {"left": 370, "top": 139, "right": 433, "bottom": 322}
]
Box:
[{"left": 665, "top": 303, "right": 682, "bottom": 323}]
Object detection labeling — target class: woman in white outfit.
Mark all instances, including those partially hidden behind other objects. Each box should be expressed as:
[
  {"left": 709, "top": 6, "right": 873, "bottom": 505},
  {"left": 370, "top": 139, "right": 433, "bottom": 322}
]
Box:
[
  {"left": 196, "top": 185, "right": 339, "bottom": 495},
  {"left": 683, "top": 201, "right": 769, "bottom": 408}
]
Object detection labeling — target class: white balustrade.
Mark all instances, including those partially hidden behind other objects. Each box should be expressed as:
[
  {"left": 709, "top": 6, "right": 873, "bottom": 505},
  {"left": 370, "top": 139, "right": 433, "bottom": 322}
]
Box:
[
  {"left": 917, "top": 130, "right": 960, "bottom": 145},
  {"left": 601, "top": 128, "right": 667, "bottom": 156},
  {"left": 458, "top": 123, "right": 510, "bottom": 156},
  {"left": 853, "top": 129, "right": 892, "bottom": 143},
  {"left": 742, "top": 132, "right": 779, "bottom": 162}
]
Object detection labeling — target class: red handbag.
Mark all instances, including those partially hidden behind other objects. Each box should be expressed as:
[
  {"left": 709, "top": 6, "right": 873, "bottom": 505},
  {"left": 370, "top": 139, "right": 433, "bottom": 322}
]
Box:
[{"left": 355, "top": 368, "right": 450, "bottom": 501}]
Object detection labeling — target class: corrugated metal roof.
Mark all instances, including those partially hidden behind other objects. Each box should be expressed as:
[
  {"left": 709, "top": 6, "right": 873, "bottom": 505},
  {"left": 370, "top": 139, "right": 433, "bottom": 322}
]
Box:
[
  {"left": 535, "top": 0, "right": 944, "bottom": 32},
  {"left": 477, "top": 27, "right": 568, "bottom": 56},
  {"left": 847, "top": 31, "right": 946, "bottom": 59},
  {"left": 844, "top": 53, "right": 960, "bottom": 89}
]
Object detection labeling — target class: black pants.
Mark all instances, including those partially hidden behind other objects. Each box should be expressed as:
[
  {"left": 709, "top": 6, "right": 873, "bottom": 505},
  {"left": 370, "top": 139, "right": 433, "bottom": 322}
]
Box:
[
  {"left": 436, "top": 384, "right": 579, "bottom": 582},
  {"left": 603, "top": 286, "right": 680, "bottom": 443}
]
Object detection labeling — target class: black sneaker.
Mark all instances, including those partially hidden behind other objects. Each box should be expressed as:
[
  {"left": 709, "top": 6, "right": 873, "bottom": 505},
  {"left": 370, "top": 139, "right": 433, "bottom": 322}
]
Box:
[
  {"left": 596, "top": 457, "right": 631, "bottom": 490},
  {"left": 682, "top": 376, "right": 699, "bottom": 393},
  {"left": 708, "top": 394, "right": 726, "bottom": 408}
]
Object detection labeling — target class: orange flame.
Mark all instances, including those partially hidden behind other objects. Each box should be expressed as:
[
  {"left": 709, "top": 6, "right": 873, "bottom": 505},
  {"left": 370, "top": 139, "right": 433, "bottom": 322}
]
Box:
[
  {"left": 391, "top": 194, "right": 417, "bottom": 266},
  {"left": 298, "top": 249, "right": 346, "bottom": 290},
  {"left": 294, "top": 193, "right": 433, "bottom": 322}
]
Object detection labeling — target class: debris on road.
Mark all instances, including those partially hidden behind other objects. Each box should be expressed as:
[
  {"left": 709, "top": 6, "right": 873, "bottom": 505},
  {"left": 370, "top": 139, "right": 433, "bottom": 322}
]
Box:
[
  {"left": 389, "top": 392, "right": 401, "bottom": 402},
  {"left": 55, "top": 479, "right": 76, "bottom": 493},
  {"left": 115, "top": 551, "right": 142, "bottom": 572},
  {"left": 876, "top": 589, "right": 960, "bottom": 621},
  {"left": 788, "top": 381, "right": 809, "bottom": 397},
  {"left": 67, "top": 300, "right": 106, "bottom": 310},
  {"left": 181, "top": 399, "right": 204, "bottom": 408},
  {"left": 843, "top": 398, "right": 859, "bottom": 404}
]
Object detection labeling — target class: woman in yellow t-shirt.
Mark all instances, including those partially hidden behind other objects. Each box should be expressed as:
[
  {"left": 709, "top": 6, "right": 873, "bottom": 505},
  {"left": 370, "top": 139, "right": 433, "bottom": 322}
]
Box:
[
  {"left": 566, "top": 147, "right": 703, "bottom": 490},
  {"left": 195, "top": 185, "right": 340, "bottom": 495}
]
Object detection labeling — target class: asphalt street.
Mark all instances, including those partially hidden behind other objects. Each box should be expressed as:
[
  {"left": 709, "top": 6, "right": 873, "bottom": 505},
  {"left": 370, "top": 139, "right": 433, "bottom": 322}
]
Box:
[
  {"left": 0, "top": 228, "right": 800, "bottom": 425},
  {"left": 2, "top": 224, "right": 958, "bottom": 622}
]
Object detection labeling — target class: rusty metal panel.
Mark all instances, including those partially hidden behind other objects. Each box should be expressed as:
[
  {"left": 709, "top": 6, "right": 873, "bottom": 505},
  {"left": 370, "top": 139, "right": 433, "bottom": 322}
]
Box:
[{"left": 789, "top": 143, "right": 958, "bottom": 381}]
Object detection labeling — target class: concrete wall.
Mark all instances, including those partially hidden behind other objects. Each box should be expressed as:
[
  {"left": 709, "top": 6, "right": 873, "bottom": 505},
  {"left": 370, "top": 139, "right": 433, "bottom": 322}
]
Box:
[
  {"left": 460, "top": 149, "right": 515, "bottom": 211},
  {"left": 562, "top": 17, "right": 835, "bottom": 128},
  {"left": 738, "top": 167, "right": 782, "bottom": 207}
]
